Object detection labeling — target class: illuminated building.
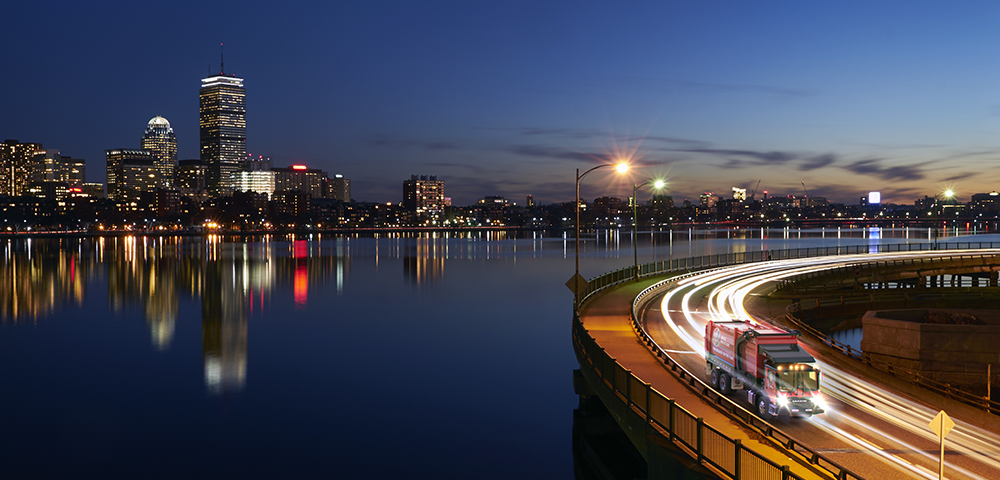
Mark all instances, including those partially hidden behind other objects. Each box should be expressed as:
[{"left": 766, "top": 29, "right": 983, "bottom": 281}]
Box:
[
  {"left": 176, "top": 159, "right": 206, "bottom": 190},
  {"left": 200, "top": 70, "right": 246, "bottom": 197},
  {"left": 971, "top": 192, "right": 1000, "bottom": 213},
  {"left": 273, "top": 165, "right": 326, "bottom": 198},
  {"left": 403, "top": 175, "right": 445, "bottom": 220},
  {"left": 526, "top": 194, "right": 534, "bottom": 207},
  {"left": 0, "top": 139, "right": 41, "bottom": 196},
  {"left": 474, "top": 196, "right": 509, "bottom": 223},
  {"left": 328, "top": 174, "right": 350, "bottom": 201},
  {"left": 25, "top": 182, "right": 70, "bottom": 213},
  {"left": 63, "top": 155, "right": 85, "bottom": 185},
  {"left": 141, "top": 116, "right": 178, "bottom": 188},
  {"left": 105, "top": 149, "right": 157, "bottom": 202},
  {"left": 233, "top": 170, "right": 275, "bottom": 197},
  {"left": 28, "top": 149, "right": 85, "bottom": 187},
  {"left": 700, "top": 192, "right": 718, "bottom": 210},
  {"left": 30, "top": 149, "right": 63, "bottom": 183}
]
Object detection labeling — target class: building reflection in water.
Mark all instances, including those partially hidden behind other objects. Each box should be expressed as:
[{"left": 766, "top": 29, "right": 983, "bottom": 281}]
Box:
[
  {"left": 403, "top": 236, "right": 445, "bottom": 285},
  {"left": 202, "top": 256, "right": 249, "bottom": 395},
  {"left": 0, "top": 234, "right": 447, "bottom": 395},
  {"left": 0, "top": 238, "right": 88, "bottom": 324},
  {"left": 293, "top": 240, "right": 308, "bottom": 308}
]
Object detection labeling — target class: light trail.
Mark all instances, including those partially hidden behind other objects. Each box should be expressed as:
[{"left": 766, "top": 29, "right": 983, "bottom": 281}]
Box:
[{"left": 653, "top": 249, "right": 1000, "bottom": 479}]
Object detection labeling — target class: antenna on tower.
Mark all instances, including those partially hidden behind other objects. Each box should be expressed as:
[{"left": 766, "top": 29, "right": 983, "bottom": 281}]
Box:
[{"left": 220, "top": 42, "right": 224, "bottom": 74}]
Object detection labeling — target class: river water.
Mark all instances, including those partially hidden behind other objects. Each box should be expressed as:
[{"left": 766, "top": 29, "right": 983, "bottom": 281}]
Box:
[{"left": 0, "top": 226, "right": 991, "bottom": 478}]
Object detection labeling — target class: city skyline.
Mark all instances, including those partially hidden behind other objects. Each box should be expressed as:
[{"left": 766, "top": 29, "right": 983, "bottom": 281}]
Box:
[{"left": 5, "top": 2, "right": 1000, "bottom": 206}]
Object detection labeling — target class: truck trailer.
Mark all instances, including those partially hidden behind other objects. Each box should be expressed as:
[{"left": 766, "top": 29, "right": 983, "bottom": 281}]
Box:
[{"left": 705, "top": 319, "right": 824, "bottom": 419}]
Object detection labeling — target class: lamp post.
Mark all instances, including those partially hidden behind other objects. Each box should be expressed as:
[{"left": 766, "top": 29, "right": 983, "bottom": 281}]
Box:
[
  {"left": 573, "top": 162, "right": 628, "bottom": 313},
  {"left": 633, "top": 179, "right": 665, "bottom": 281}
]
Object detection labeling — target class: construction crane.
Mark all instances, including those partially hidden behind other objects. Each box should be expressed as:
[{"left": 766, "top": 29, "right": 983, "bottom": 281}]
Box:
[
  {"left": 750, "top": 179, "right": 761, "bottom": 200},
  {"left": 800, "top": 181, "right": 809, "bottom": 198}
]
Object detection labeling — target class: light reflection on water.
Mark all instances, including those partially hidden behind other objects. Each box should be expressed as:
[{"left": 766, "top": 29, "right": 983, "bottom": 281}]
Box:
[{"left": 0, "top": 227, "right": 991, "bottom": 478}]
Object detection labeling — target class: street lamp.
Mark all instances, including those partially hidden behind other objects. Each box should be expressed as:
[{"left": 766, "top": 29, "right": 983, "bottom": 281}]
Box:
[
  {"left": 633, "top": 179, "right": 665, "bottom": 281},
  {"left": 572, "top": 162, "right": 629, "bottom": 313}
]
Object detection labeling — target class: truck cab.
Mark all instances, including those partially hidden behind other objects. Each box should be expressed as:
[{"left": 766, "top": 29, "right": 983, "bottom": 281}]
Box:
[
  {"left": 765, "top": 363, "right": 823, "bottom": 418},
  {"left": 705, "top": 319, "right": 825, "bottom": 420}
]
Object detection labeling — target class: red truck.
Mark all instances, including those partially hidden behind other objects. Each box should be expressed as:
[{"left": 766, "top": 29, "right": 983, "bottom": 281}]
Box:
[{"left": 705, "top": 319, "right": 824, "bottom": 420}]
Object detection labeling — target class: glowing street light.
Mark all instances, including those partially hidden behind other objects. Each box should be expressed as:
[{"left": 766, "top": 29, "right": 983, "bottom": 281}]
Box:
[
  {"left": 633, "top": 179, "right": 665, "bottom": 281},
  {"left": 571, "top": 161, "right": 629, "bottom": 313}
]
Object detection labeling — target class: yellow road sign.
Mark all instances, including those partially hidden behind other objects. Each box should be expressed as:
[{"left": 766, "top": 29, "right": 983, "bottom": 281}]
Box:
[{"left": 928, "top": 410, "right": 955, "bottom": 439}]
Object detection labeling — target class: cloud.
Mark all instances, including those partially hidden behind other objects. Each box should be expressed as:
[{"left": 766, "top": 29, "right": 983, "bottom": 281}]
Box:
[
  {"left": 942, "top": 171, "right": 978, "bottom": 182},
  {"left": 799, "top": 154, "right": 836, "bottom": 171},
  {"left": 841, "top": 158, "right": 928, "bottom": 181},
  {"left": 722, "top": 158, "right": 746, "bottom": 169},
  {"left": 507, "top": 144, "right": 609, "bottom": 163},
  {"left": 675, "top": 149, "right": 797, "bottom": 165},
  {"left": 512, "top": 127, "right": 712, "bottom": 149}
]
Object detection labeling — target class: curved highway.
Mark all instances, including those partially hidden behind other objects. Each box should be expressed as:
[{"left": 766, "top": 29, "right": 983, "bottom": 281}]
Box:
[{"left": 642, "top": 250, "right": 1000, "bottom": 480}]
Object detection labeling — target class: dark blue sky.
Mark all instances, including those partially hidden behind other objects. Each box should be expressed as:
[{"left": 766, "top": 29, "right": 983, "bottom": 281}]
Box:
[{"left": 4, "top": 1, "right": 1000, "bottom": 205}]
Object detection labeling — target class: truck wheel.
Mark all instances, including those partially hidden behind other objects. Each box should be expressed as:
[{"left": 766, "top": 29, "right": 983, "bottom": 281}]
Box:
[
  {"left": 710, "top": 369, "right": 720, "bottom": 390},
  {"left": 757, "top": 394, "right": 771, "bottom": 420},
  {"left": 719, "top": 373, "right": 732, "bottom": 395}
]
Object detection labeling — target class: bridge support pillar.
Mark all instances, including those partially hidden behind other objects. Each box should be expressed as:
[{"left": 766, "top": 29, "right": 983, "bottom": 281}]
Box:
[{"left": 992, "top": 271, "right": 999, "bottom": 287}]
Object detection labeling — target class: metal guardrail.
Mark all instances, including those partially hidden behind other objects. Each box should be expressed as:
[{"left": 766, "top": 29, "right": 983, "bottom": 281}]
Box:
[
  {"left": 784, "top": 293, "right": 1000, "bottom": 414},
  {"left": 775, "top": 251, "right": 1000, "bottom": 292},
  {"left": 580, "top": 242, "right": 1000, "bottom": 310},
  {"left": 572, "top": 316, "right": 806, "bottom": 480},
  {"left": 576, "top": 241, "right": 1000, "bottom": 480},
  {"left": 624, "top": 277, "right": 862, "bottom": 480}
]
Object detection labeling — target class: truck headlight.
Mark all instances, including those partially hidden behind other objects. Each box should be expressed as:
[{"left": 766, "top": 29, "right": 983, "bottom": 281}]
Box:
[{"left": 777, "top": 396, "right": 788, "bottom": 408}]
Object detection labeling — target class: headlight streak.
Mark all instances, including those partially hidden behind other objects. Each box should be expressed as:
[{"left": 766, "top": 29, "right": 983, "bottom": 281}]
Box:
[
  {"left": 810, "top": 417, "right": 949, "bottom": 480},
  {"left": 654, "top": 250, "right": 1000, "bottom": 478},
  {"left": 820, "top": 363, "right": 1000, "bottom": 471}
]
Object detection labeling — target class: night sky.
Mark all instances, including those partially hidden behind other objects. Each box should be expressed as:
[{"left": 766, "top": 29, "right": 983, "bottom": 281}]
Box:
[{"left": 4, "top": 1, "right": 1000, "bottom": 206}]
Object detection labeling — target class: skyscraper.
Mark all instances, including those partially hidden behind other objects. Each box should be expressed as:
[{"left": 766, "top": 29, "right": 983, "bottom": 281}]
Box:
[
  {"left": 0, "top": 139, "right": 41, "bottom": 196},
  {"left": 141, "top": 116, "right": 177, "bottom": 188},
  {"left": 200, "top": 69, "right": 246, "bottom": 198}
]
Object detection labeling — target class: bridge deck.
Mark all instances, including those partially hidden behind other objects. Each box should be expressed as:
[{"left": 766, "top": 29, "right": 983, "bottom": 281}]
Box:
[{"left": 579, "top": 276, "right": 829, "bottom": 480}]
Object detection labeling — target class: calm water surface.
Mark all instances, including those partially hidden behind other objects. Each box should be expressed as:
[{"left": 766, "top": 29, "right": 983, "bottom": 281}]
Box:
[{"left": 0, "top": 227, "right": 990, "bottom": 478}]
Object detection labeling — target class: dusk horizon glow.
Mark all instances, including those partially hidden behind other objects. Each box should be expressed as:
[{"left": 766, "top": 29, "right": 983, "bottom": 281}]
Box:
[{"left": 4, "top": 2, "right": 1000, "bottom": 206}]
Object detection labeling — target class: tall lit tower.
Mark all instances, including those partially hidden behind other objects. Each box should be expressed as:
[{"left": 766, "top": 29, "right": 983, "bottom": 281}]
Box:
[
  {"left": 200, "top": 46, "right": 246, "bottom": 197},
  {"left": 141, "top": 116, "right": 177, "bottom": 188},
  {"left": 0, "top": 140, "right": 41, "bottom": 196}
]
